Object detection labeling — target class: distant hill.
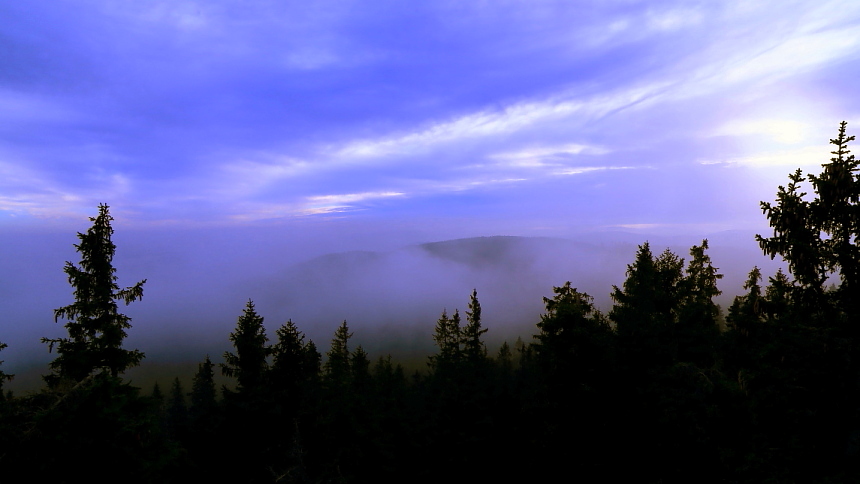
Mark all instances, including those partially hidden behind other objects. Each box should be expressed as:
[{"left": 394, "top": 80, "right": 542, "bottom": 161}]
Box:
[{"left": 247, "top": 233, "right": 783, "bottom": 354}]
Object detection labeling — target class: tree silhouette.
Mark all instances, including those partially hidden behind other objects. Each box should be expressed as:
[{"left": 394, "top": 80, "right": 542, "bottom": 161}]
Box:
[
  {"left": 0, "top": 341, "right": 13, "bottom": 399},
  {"left": 190, "top": 355, "right": 217, "bottom": 421},
  {"left": 611, "top": 243, "right": 682, "bottom": 370},
  {"left": 324, "top": 320, "right": 353, "bottom": 385},
  {"left": 462, "top": 289, "right": 488, "bottom": 365},
  {"left": 429, "top": 309, "right": 461, "bottom": 374},
  {"left": 42, "top": 204, "right": 145, "bottom": 386},
  {"left": 221, "top": 299, "right": 269, "bottom": 395},
  {"left": 676, "top": 240, "right": 723, "bottom": 366},
  {"left": 753, "top": 121, "right": 860, "bottom": 478},
  {"left": 757, "top": 121, "right": 859, "bottom": 315}
]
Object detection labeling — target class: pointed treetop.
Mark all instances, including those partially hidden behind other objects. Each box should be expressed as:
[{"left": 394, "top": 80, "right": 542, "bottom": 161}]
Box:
[{"left": 43, "top": 203, "right": 146, "bottom": 383}]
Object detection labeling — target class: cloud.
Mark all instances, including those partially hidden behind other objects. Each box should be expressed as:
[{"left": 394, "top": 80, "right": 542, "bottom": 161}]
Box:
[
  {"left": 645, "top": 6, "right": 704, "bottom": 33},
  {"left": 489, "top": 144, "right": 610, "bottom": 168},
  {"left": 1, "top": 0, "right": 859, "bottom": 228},
  {"left": 307, "top": 191, "right": 405, "bottom": 204},
  {"left": 713, "top": 119, "right": 812, "bottom": 145},
  {"left": 328, "top": 82, "right": 671, "bottom": 162},
  {"left": 718, "top": 26, "right": 860, "bottom": 86},
  {"left": 553, "top": 166, "right": 635, "bottom": 176},
  {"left": 698, "top": 145, "right": 832, "bottom": 168}
]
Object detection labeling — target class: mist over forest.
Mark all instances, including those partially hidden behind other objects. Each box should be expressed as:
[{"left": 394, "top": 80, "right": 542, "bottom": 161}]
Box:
[
  {"left": 2, "top": 124, "right": 859, "bottom": 482},
  {"left": 3, "top": 1, "right": 860, "bottom": 481},
  {"left": 3, "top": 227, "right": 786, "bottom": 392}
]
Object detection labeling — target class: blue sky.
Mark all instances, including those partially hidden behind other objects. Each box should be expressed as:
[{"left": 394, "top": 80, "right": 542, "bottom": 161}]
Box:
[
  {"left": 3, "top": 0, "right": 859, "bottom": 234},
  {"left": 2, "top": 1, "right": 860, "bottom": 380}
]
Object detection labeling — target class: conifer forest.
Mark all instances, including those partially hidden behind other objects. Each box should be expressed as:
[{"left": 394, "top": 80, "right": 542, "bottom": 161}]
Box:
[{"left": 2, "top": 122, "right": 860, "bottom": 483}]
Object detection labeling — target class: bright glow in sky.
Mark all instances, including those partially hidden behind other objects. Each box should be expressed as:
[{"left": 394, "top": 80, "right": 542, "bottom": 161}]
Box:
[{"left": 2, "top": 1, "right": 860, "bottom": 380}]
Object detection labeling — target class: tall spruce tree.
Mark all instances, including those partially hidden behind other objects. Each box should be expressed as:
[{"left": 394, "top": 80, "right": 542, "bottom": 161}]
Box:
[
  {"left": 757, "top": 121, "right": 859, "bottom": 315},
  {"left": 429, "top": 309, "right": 461, "bottom": 372},
  {"left": 532, "top": 282, "right": 615, "bottom": 476},
  {"left": 679, "top": 240, "right": 723, "bottom": 325},
  {"left": 270, "top": 319, "right": 310, "bottom": 398},
  {"left": 187, "top": 355, "right": 220, "bottom": 481},
  {"left": 221, "top": 300, "right": 269, "bottom": 395},
  {"left": 535, "top": 282, "right": 611, "bottom": 380},
  {"left": 727, "top": 267, "right": 763, "bottom": 334},
  {"left": 753, "top": 122, "right": 860, "bottom": 476},
  {"left": 611, "top": 241, "right": 659, "bottom": 346},
  {"left": 462, "top": 289, "right": 488, "bottom": 364},
  {"left": 324, "top": 320, "right": 352, "bottom": 385},
  {"left": 42, "top": 204, "right": 146, "bottom": 385},
  {"left": 676, "top": 240, "right": 723, "bottom": 365},
  {"left": 190, "top": 355, "right": 217, "bottom": 419}
]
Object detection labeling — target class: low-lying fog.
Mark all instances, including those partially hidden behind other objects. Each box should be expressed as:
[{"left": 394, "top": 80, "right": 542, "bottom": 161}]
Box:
[{"left": 1, "top": 224, "right": 787, "bottom": 392}]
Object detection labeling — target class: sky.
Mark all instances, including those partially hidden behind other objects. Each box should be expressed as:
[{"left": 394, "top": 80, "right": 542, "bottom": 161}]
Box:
[{"left": 2, "top": 1, "right": 860, "bottom": 383}]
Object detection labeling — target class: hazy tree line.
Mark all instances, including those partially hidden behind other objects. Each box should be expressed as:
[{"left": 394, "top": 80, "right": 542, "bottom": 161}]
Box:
[{"left": 1, "top": 123, "right": 859, "bottom": 483}]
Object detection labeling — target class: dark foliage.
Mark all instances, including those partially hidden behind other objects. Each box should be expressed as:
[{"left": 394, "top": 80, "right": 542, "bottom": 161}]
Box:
[
  {"left": 5, "top": 123, "right": 860, "bottom": 482},
  {"left": 42, "top": 203, "right": 146, "bottom": 386}
]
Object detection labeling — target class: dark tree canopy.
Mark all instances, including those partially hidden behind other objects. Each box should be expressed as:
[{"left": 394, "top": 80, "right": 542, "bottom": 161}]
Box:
[
  {"left": 462, "top": 289, "right": 488, "bottom": 364},
  {"left": 429, "top": 309, "right": 461, "bottom": 372},
  {"left": 0, "top": 341, "right": 12, "bottom": 396},
  {"left": 221, "top": 299, "right": 269, "bottom": 394},
  {"left": 190, "top": 355, "right": 217, "bottom": 417},
  {"left": 42, "top": 203, "right": 146, "bottom": 384},
  {"left": 325, "top": 320, "right": 353, "bottom": 384},
  {"left": 757, "top": 121, "right": 859, "bottom": 312}
]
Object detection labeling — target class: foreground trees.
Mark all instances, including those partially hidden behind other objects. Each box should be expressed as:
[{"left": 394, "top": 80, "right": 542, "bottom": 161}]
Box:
[
  {"left": 42, "top": 203, "right": 146, "bottom": 385},
  {"left": 4, "top": 205, "right": 173, "bottom": 482},
  {"left": 221, "top": 299, "right": 269, "bottom": 397},
  {"left": 2, "top": 122, "right": 859, "bottom": 482}
]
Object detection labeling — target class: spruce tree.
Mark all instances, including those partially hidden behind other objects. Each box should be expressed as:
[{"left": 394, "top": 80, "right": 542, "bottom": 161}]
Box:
[
  {"left": 535, "top": 282, "right": 611, "bottom": 380},
  {"left": 727, "top": 266, "right": 763, "bottom": 335},
  {"left": 496, "top": 341, "right": 513, "bottom": 376},
  {"left": 429, "top": 309, "right": 461, "bottom": 373},
  {"left": 42, "top": 203, "right": 146, "bottom": 384},
  {"left": 190, "top": 355, "right": 217, "bottom": 419},
  {"left": 220, "top": 301, "right": 272, "bottom": 482},
  {"left": 610, "top": 242, "right": 659, "bottom": 325},
  {"left": 679, "top": 240, "right": 723, "bottom": 326},
  {"left": 351, "top": 345, "right": 371, "bottom": 391},
  {"left": 611, "top": 244, "right": 683, "bottom": 370},
  {"left": 462, "top": 289, "right": 488, "bottom": 364},
  {"left": 757, "top": 121, "right": 859, "bottom": 315},
  {"left": 221, "top": 299, "right": 269, "bottom": 395},
  {"left": 676, "top": 240, "right": 723, "bottom": 365},
  {"left": 302, "top": 340, "right": 321, "bottom": 381},
  {"left": 324, "top": 320, "right": 352, "bottom": 384},
  {"left": 187, "top": 355, "right": 220, "bottom": 481},
  {"left": 270, "top": 319, "right": 308, "bottom": 398},
  {"left": 753, "top": 122, "right": 860, "bottom": 476},
  {"left": 532, "top": 282, "right": 615, "bottom": 476}
]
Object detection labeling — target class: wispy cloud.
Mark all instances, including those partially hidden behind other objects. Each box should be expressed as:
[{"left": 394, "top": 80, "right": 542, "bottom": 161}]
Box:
[
  {"left": 712, "top": 119, "right": 812, "bottom": 145},
  {"left": 307, "top": 191, "right": 405, "bottom": 206},
  {"left": 553, "top": 166, "right": 635, "bottom": 176},
  {"left": 489, "top": 144, "right": 610, "bottom": 168},
  {"left": 698, "top": 145, "right": 832, "bottom": 168},
  {"left": 1, "top": 0, "right": 859, "bottom": 228}
]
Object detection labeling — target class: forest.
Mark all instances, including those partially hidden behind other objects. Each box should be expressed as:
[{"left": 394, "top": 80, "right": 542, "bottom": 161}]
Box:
[{"left": 1, "top": 122, "right": 858, "bottom": 483}]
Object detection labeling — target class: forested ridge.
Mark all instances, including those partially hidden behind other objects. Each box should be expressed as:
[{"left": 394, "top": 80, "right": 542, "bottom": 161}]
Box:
[{"left": 1, "top": 123, "right": 859, "bottom": 483}]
